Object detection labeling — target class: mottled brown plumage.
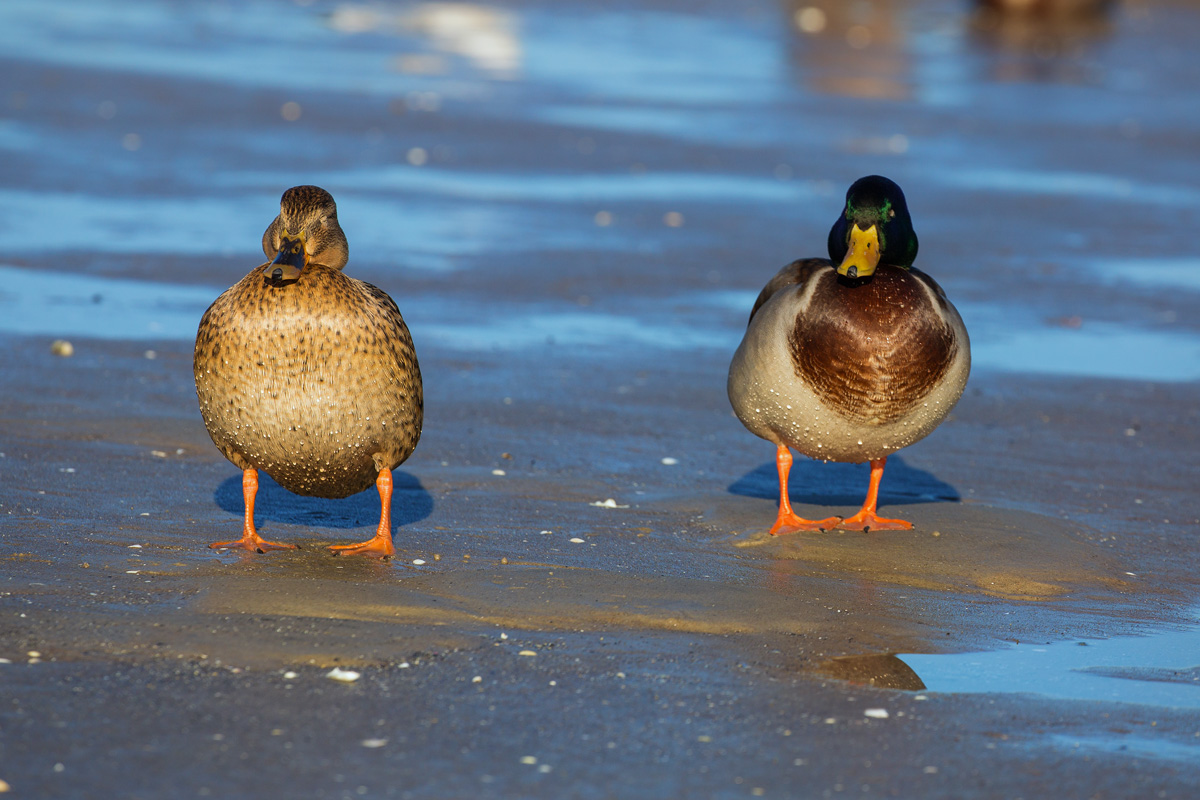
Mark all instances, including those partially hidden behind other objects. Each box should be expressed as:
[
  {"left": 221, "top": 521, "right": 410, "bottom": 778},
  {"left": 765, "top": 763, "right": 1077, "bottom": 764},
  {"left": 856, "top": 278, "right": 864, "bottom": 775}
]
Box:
[{"left": 194, "top": 186, "right": 423, "bottom": 557}]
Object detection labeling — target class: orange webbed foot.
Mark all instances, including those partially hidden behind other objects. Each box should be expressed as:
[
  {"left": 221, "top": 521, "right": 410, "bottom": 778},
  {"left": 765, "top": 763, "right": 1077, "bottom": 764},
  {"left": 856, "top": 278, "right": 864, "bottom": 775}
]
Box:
[
  {"left": 209, "top": 535, "right": 298, "bottom": 553},
  {"left": 769, "top": 511, "right": 842, "bottom": 536},
  {"left": 767, "top": 445, "right": 841, "bottom": 535},
  {"left": 834, "top": 511, "right": 912, "bottom": 532},
  {"left": 832, "top": 457, "right": 913, "bottom": 532},
  {"left": 329, "top": 533, "right": 394, "bottom": 559},
  {"left": 329, "top": 469, "right": 397, "bottom": 558},
  {"left": 212, "top": 469, "right": 296, "bottom": 553}
]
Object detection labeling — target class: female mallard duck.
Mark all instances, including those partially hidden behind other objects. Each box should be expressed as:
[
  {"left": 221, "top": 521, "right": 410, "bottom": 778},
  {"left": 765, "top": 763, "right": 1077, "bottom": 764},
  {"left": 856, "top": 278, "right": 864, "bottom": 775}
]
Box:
[
  {"left": 194, "top": 185, "right": 423, "bottom": 557},
  {"left": 728, "top": 175, "right": 969, "bottom": 535}
]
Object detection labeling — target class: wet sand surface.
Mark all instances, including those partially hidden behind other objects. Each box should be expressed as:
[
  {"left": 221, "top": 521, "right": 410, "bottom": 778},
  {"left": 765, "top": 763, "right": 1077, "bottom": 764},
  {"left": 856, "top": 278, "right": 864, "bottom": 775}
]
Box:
[{"left": 3, "top": 0, "right": 1200, "bottom": 796}]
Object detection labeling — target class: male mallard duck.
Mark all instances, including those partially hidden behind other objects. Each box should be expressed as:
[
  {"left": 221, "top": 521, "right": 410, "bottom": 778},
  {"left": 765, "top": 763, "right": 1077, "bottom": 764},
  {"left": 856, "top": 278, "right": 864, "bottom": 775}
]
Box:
[
  {"left": 728, "top": 175, "right": 969, "bottom": 534},
  {"left": 194, "top": 185, "right": 423, "bottom": 557}
]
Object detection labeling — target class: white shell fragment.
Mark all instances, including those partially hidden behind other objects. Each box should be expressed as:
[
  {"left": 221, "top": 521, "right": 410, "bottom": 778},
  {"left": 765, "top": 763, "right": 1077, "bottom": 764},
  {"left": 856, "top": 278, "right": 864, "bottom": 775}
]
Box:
[
  {"left": 589, "top": 498, "right": 629, "bottom": 508},
  {"left": 864, "top": 708, "right": 889, "bottom": 719},
  {"left": 325, "top": 667, "right": 361, "bottom": 682},
  {"left": 361, "top": 738, "right": 388, "bottom": 748}
]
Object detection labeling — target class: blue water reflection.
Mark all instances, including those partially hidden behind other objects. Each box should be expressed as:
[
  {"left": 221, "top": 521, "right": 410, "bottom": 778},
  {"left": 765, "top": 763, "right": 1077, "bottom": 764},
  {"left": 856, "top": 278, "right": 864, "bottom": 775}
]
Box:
[
  {"left": 900, "top": 615, "right": 1200, "bottom": 710},
  {"left": 5, "top": 266, "right": 1199, "bottom": 384}
]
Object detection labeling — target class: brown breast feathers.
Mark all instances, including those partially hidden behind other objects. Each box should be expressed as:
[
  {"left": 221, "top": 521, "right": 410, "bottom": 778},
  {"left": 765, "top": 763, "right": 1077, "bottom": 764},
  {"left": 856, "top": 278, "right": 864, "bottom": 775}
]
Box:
[{"left": 788, "top": 265, "right": 957, "bottom": 425}]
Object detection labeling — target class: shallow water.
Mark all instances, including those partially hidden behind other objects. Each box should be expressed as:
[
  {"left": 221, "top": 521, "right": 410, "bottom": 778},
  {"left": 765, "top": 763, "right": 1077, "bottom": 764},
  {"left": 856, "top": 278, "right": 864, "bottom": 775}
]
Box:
[
  {"left": 901, "top": 614, "right": 1200, "bottom": 710},
  {"left": 6, "top": 265, "right": 1198, "bottom": 381}
]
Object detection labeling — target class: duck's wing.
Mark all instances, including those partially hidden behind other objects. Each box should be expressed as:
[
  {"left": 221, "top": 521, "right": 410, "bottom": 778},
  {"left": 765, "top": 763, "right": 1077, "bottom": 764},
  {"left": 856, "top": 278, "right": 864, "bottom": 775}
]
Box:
[{"left": 747, "top": 257, "right": 831, "bottom": 326}]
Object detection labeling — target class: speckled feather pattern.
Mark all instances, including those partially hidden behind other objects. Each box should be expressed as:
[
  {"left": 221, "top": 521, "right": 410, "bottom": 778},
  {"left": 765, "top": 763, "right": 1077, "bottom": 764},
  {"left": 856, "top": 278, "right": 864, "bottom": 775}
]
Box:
[
  {"left": 194, "top": 263, "right": 423, "bottom": 498},
  {"left": 728, "top": 260, "right": 969, "bottom": 463}
]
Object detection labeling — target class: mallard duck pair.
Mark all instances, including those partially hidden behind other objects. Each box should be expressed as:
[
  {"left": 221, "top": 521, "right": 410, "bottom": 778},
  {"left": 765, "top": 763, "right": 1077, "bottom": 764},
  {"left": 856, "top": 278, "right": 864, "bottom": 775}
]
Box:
[{"left": 194, "top": 177, "right": 967, "bottom": 557}]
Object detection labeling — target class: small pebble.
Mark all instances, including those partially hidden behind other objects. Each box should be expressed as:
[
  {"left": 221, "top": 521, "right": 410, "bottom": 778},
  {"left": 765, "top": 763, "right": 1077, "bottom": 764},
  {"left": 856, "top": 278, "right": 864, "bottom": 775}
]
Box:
[
  {"left": 0, "top": 778, "right": 10, "bottom": 792},
  {"left": 399, "top": 662, "right": 410, "bottom": 669},
  {"left": 519, "top": 756, "right": 537, "bottom": 765},
  {"left": 326, "top": 667, "right": 361, "bottom": 683},
  {"left": 27, "top": 651, "right": 40, "bottom": 658},
  {"left": 50, "top": 340, "right": 74, "bottom": 357},
  {"left": 539, "top": 530, "right": 552, "bottom": 535},
  {"left": 569, "top": 537, "right": 585, "bottom": 544},
  {"left": 360, "top": 739, "right": 388, "bottom": 748},
  {"left": 518, "top": 650, "right": 537, "bottom": 657},
  {"left": 863, "top": 708, "right": 889, "bottom": 719},
  {"left": 472, "top": 676, "right": 482, "bottom": 683},
  {"left": 412, "top": 559, "right": 426, "bottom": 566},
  {"left": 661, "top": 457, "right": 678, "bottom": 465},
  {"left": 492, "top": 469, "right": 506, "bottom": 476},
  {"left": 283, "top": 671, "right": 298, "bottom": 680}
]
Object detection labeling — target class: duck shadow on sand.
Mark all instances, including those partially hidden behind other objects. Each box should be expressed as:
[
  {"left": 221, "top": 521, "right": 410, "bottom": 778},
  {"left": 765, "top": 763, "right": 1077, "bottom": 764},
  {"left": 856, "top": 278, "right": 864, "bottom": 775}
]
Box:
[
  {"left": 727, "top": 454, "right": 960, "bottom": 508},
  {"left": 214, "top": 470, "right": 433, "bottom": 533}
]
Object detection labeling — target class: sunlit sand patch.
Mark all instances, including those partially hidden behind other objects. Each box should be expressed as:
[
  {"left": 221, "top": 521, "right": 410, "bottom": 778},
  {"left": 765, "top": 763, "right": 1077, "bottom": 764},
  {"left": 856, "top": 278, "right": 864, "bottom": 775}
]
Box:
[
  {"left": 728, "top": 504, "right": 1128, "bottom": 602},
  {"left": 191, "top": 568, "right": 858, "bottom": 640}
]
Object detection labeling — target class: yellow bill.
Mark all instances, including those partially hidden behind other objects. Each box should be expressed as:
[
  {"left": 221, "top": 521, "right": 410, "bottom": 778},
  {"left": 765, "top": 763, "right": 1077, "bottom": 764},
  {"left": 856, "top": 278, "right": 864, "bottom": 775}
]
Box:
[{"left": 836, "top": 223, "right": 881, "bottom": 279}]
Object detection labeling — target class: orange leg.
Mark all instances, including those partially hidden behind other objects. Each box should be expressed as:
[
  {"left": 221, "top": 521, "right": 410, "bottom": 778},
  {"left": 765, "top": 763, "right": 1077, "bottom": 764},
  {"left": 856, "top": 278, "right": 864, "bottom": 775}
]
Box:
[
  {"left": 210, "top": 468, "right": 298, "bottom": 553},
  {"left": 836, "top": 457, "right": 913, "bottom": 532},
  {"left": 329, "top": 469, "right": 396, "bottom": 558},
  {"left": 769, "top": 445, "right": 842, "bottom": 535}
]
